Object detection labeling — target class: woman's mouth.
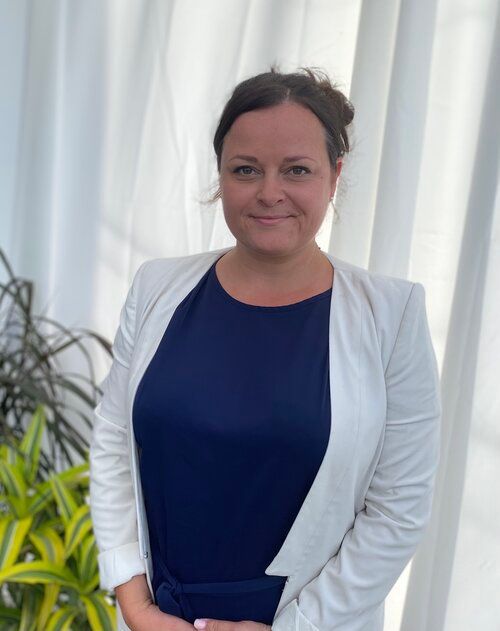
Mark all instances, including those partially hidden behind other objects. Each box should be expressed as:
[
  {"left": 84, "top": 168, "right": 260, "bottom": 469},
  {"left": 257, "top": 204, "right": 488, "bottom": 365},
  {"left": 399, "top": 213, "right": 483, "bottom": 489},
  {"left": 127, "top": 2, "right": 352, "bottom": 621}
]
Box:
[{"left": 251, "top": 216, "right": 291, "bottom": 225}]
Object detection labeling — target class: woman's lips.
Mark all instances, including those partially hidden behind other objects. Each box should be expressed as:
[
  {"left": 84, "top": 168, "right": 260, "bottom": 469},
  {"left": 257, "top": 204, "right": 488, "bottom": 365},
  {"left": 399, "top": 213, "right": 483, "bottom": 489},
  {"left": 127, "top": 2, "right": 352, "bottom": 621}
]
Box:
[{"left": 251, "top": 216, "right": 291, "bottom": 225}]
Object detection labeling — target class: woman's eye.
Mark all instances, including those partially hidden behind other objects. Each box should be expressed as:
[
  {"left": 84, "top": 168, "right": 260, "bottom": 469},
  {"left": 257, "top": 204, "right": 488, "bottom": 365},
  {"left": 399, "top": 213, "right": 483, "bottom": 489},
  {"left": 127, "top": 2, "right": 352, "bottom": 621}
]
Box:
[
  {"left": 290, "top": 166, "right": 310, "bottom": 175},
  {"left": 233, "top": 166, "right": 256, "bottom": 175}
]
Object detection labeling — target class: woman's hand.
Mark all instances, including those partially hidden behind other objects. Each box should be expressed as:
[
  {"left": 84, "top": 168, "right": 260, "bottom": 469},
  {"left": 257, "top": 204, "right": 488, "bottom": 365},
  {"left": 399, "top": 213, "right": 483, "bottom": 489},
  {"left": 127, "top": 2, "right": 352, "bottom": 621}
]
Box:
[
  {"left": 193, "top": 620, "right": 271, "bottom": 631},
  {"left": 125, "top": 602, "right": 194, "bottom": 630},
  {"left": 115, "top": 574, "right": 193, "bottom": 631}
]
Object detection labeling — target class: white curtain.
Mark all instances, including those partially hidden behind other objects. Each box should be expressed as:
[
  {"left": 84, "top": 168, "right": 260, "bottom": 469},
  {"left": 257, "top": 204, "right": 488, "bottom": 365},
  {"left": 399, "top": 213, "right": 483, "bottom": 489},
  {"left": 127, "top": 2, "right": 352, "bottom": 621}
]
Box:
[{"left": 1, "top": 1, "right": 499, "bottom": 629}]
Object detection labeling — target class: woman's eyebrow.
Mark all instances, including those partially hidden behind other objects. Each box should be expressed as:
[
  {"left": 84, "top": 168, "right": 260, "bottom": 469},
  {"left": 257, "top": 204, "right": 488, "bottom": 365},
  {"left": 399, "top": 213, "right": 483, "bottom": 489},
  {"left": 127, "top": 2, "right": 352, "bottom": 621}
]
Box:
[{"left": 228, "top": 154, "right": 317, "bottom": 163}]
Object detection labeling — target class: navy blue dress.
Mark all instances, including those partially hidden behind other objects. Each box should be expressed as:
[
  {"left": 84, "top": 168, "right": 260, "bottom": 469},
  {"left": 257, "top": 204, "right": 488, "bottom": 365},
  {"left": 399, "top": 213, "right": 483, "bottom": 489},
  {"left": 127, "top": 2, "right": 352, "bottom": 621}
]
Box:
[{"left": 132, "top": 254, "right": 332, "bottom": 624}]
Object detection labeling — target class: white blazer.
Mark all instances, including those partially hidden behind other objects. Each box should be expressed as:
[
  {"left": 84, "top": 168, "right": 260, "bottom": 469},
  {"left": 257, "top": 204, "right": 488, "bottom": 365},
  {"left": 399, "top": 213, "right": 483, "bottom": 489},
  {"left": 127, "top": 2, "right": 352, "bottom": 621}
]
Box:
[{"left": 89, "top": 245, "right": 442, "bottom": 631}]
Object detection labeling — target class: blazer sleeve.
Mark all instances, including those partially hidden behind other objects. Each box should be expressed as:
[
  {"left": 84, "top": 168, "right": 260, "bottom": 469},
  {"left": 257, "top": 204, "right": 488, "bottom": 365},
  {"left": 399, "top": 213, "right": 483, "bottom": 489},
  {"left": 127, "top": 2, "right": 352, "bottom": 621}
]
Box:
[
  {"left": 89, "top": 261, "right": 148, "bottom": 592},
  {"left": 272, "top": 282, "right": 442, "bottom": 631}
]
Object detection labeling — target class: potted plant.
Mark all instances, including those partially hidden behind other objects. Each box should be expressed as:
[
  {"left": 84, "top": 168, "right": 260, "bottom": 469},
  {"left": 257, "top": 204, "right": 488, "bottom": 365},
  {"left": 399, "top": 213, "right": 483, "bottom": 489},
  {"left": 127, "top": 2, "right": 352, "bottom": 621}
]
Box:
[
  {"left": 0, "top": 247, "right": 112, "bottom": 476},
  {"left": 0, "top": 404, "right": 115, "bottom": 629}
]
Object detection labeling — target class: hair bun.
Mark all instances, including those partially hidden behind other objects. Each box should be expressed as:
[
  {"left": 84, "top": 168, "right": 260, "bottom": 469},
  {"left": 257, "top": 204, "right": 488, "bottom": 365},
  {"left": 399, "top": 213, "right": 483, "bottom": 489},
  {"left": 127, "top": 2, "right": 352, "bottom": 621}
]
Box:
[
  {"left": 316, "top": 78, "right": 354, "bottom": 127},
  {"left": 341, "top": 95, "right": 355, "bottom": 126}
]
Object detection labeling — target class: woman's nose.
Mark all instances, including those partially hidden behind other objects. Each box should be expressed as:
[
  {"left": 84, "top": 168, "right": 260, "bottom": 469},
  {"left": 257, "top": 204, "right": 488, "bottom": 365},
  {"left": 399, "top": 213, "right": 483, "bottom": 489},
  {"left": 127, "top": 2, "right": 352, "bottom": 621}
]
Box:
[{"left": 256, "top": 174, "right": 285, "bottom": 207}]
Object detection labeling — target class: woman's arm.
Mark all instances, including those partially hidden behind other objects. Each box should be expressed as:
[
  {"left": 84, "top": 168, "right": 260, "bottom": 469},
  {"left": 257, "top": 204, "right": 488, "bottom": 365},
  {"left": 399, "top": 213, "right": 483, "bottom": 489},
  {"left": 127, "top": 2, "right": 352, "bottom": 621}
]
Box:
[
  {"left": 89, "top": 262, "right": 148, "bottom": 590},
  {"left": 90, "top": 262, "right": 187, "bottom": 628},
  {"left": 116, "top": 574, "right": 193, "bottom": 630},
  {"left": 271, "top": 282, "right": 442, "bottom": 631}
]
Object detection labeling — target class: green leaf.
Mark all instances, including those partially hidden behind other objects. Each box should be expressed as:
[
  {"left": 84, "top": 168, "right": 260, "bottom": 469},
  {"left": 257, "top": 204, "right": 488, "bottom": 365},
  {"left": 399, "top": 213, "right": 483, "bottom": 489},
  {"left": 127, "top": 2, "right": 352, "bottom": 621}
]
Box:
[
  {"left": 20, "top": 405, "right": 46, "bottom": 484},
  {"left": 77, "top": 535, "right": 98, "bottom": 587},
  {"left": 36, "top": 584, "right": 60, "bottom": 631},
  {"left": 49, "top": 476, "right": 77, "bottom": 524},
  {"left": 81, "top": 573, "right": 100, "bottom": 594},
  {"left": 33, "top": 462, "right": 88, "bottom": 499},
  {"left": 0, "top": 444, "right": 23, "bottom": 468},
  {"left": 3, "top": 494, "right": 28, "bottom": 520},
  {"left": 82, "top": 592, "right": 116, "bottom": 631},
  {"left": 46, "top": 463, "right": 88, "bottom": 484},
  {"left": 0, "top": 561, "right": 80, "bottom": 590},
  {"left": 19, "top": 587, "right": 42, "bottom": 631},
  {"left": 0, "top": 516, "right": 33, "bottom": 570},
  {"left": 0, "top": 460, "right": 27, "bottom": 501},
  {"left": 64, "top": 504, "right": 92, "bottom": 559},
  {"left": 26, "top": 486, "right": 53, "bottom": 516},
  {"left": 0, "top": 605, "right": 21, "bottom": 624},
  {"left": 29, "top": 526, "right": 65, "bottom": 564},
  {"left": 45, "top": 606, "right": 78, "bottom": 631}
]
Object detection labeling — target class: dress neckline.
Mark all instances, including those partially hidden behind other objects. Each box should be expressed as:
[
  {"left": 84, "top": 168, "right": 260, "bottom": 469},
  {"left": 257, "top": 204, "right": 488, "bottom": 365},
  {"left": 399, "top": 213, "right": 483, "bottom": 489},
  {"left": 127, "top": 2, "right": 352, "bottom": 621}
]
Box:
[{"left": 210, "top": 261, "right": 332, "bottom": 312}]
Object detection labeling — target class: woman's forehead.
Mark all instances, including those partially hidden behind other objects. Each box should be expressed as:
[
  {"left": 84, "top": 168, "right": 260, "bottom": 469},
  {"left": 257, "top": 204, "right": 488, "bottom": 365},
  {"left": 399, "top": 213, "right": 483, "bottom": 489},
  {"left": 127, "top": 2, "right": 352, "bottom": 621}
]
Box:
[{"left": 223, "top": 105, "right": 326, "bottom": 157}]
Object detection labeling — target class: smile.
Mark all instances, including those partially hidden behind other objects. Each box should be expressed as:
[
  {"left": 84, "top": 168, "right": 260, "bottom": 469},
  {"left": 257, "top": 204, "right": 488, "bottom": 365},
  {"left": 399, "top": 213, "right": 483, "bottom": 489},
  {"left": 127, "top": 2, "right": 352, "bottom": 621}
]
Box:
[{"left": 251, "top": 216, "right": 291, "bottom": 225}]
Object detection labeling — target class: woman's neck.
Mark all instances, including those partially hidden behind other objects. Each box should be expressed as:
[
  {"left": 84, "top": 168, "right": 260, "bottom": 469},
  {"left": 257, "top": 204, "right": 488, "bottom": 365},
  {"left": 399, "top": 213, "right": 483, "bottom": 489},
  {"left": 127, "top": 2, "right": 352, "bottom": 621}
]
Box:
[{"left": 215, "top": 243, "right": 333, "bottom": 304}]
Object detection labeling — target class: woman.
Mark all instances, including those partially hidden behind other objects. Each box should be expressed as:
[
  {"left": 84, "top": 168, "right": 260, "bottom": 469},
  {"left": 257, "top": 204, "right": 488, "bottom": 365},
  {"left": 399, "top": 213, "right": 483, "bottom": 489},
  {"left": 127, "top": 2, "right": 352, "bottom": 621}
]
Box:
[{"left": 89, "top": 67, "right": 442, "bottom": 631}]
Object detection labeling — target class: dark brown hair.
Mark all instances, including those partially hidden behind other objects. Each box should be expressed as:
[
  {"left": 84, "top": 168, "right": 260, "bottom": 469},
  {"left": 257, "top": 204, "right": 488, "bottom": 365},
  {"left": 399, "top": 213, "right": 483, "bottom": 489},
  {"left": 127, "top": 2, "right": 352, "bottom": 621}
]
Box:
[{"left": 201, "top": 64, "right": 355, "bottom": 212}]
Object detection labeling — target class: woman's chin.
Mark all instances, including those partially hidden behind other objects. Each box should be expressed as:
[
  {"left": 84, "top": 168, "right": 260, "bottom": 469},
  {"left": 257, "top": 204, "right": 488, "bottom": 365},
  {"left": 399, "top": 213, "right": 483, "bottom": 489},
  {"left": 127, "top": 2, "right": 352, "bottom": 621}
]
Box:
[{"left": 246, "top": 239, "right": 297, "bottom": 256}]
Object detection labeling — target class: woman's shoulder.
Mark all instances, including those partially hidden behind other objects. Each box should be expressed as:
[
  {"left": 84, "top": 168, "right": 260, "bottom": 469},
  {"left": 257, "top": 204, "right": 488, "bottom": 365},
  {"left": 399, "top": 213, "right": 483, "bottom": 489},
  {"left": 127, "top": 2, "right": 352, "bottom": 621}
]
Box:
[
  {"left": 131, "top": 247, "right": 231, "bottom": 304},
  {"left": 138, "top": 247, "right": 229, "bottom": 282},
  {"left": 328, "top": 253, "right": 423, "bottom": 342},
  {"left": 328, "top": 252, "right": 416, "bottom": 301}
]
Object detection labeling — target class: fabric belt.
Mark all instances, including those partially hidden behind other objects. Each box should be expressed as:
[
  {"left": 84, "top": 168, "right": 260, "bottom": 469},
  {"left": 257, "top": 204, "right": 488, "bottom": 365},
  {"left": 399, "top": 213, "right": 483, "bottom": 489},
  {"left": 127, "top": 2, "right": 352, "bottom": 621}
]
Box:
[
  {"left": 155, "top": 559, "right": 287, "bottom": 622},
  {"left": 155, "top": 561, "right": 196, "bottom": 620}
]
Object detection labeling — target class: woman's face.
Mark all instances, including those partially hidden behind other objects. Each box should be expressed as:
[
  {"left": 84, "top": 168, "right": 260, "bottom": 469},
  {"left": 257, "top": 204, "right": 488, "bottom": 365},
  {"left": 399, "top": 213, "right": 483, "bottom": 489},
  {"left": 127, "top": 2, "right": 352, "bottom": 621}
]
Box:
[{"left": 219, "top": 101, "right": 342, "bottom": 257}]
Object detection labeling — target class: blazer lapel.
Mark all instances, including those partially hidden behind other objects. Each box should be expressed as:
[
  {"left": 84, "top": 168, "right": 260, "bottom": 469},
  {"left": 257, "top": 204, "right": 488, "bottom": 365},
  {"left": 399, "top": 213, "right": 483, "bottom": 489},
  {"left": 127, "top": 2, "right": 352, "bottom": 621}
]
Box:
[{"left": 265, "top": 252, "right": 362, "bottom": 577}]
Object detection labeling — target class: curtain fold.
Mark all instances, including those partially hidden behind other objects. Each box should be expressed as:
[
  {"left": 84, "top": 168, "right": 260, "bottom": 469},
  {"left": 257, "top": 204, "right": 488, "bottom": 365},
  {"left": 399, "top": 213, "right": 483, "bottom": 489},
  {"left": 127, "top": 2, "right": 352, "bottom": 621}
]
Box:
[{"left": 1, "top": 1, "right": 498, "bottom": 628}]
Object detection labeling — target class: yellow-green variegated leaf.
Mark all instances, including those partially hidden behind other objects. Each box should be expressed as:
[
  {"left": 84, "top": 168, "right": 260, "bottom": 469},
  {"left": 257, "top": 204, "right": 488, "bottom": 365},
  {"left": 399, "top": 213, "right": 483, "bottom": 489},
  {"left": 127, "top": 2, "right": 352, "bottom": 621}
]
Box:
[
  {"left": 77, "top": 535, "right": 98, "bottom": 586},
  {"left": 54, "top": 461, "right": 89, "bottom": 491},
  {"left": 81, "top": 573, "right": 100, "bottom": 595},
  {"left": 0, "top": 561, "right": 79, "bottom": 589},
  {"left": 27, "top": 486, "right": 53, "bottom": 516},
  {"left": 0, "top": 460, "right": 26, "bottom": 501},
  {"left": 33, "top": 463, "right": 89, "bottom": 504},
  {"left": 82, "top": 593, "right": 116, "bottom": 631},
  {"left": 49, "top": 476, "right": 77, "bottom": 524},
  {"left": 36, "top": 584, "right": 60, "bottom": 631},
  {"left": 0, "top": 443, "right": 23, "bottom": 467},
  {"left": 29, "top": 526, "right": 65, "bottom": 564},
  {"left": 20, "top": 405, "right": 46, "bottom": 484},
  {"left": 3, "top": 494, "right": 28, "bottom": 519},
  {"left": 37, "top": 516, "right": 60, "bottom": 531},
  {"left": 77, "top": 474, "right": 89, "bottom": 488},
  {"left": 56, "top": 462, "right": 89, "bottom": 485},
  {"left": 0, "top": 604, "right": 21, "bottom": 625},
  {"left": 0, "top": 516, "right": 32, "bottom": 570},
  {"left": 45, "top": 606, "right": 78, "bottom": 631},
  {"left": 64, "top": 503, "right": 92, "bottom": 559},
  {"left": 19, "top": 587, "right": 42, "bottom": 631}
]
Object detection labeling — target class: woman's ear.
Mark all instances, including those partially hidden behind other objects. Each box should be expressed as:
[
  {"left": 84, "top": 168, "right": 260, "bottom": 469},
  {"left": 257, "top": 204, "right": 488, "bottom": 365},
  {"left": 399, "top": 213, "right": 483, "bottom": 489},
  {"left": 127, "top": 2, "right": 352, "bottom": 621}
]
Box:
[{"left": 330, "top": 159, "right": 342, "bottom": 197}]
